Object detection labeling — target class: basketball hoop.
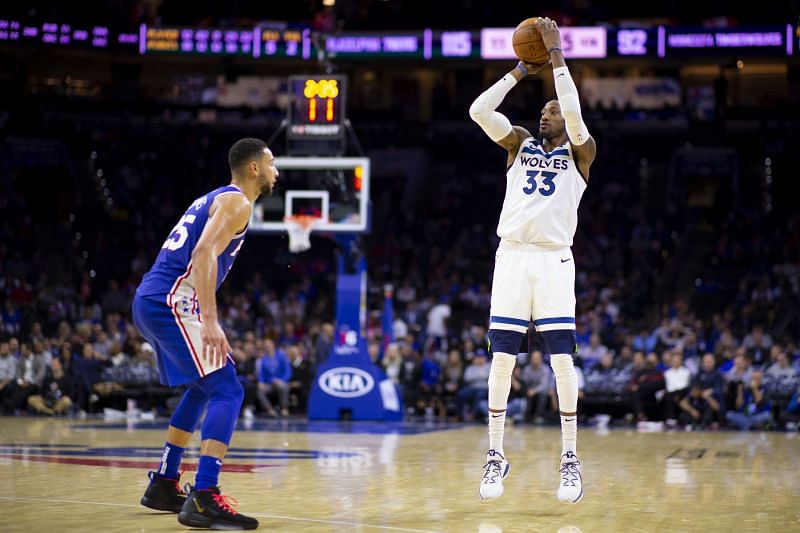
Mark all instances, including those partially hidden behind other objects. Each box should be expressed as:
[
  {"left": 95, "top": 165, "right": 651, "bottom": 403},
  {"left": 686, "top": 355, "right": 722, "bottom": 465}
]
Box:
[{"left": 285, "top": 215, "right": 320, "bottom": 253}]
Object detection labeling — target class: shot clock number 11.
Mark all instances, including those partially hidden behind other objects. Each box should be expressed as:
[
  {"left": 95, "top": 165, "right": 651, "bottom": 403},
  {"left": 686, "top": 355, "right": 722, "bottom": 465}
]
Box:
[
  {"left": 287, "top": 75, "right": 347, "bottom": 140},
  {"left": 303, "top": 79, "right": 339, "bottom": 122}
]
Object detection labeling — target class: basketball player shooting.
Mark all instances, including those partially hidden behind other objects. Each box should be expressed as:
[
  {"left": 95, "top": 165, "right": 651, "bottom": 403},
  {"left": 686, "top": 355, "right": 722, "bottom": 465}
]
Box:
[
  {"left": 469, "top": 17, "right": 596, "bottom": 503},
  {"left": 133, "top": 138, "right": 278, "bottom": 529}
]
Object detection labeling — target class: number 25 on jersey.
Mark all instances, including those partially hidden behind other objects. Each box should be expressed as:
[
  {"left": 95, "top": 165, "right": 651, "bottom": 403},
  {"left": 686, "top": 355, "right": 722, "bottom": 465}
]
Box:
[
  {"left": 522, "top": 170, "right": 557, "bottom": 197},
  {"left": 162, "top": 214, "right": 196, "bottom": 251}
]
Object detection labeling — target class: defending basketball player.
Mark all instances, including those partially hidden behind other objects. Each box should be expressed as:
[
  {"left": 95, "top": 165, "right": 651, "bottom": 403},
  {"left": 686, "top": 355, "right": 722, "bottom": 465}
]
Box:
[
  {"left": 133, "top": 138, "right": 278, "bottom": 529},
  {"left": 469, "top": 18, "right": 596, "bottom": 503}
]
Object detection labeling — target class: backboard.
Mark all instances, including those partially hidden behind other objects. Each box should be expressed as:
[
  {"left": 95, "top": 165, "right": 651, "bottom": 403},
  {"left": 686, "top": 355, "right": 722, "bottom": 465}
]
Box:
[{"left": 249, "top": 156, "right": 370, "bottom": 233}]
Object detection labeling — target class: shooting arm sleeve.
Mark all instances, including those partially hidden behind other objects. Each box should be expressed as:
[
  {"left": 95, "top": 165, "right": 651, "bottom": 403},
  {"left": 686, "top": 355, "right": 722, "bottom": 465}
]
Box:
[
  {"left": 553, "top": 66, "right": 590, "bottom": 146},
  {"left": 468, "top": 74, "right": 517, "bottom": 142}
]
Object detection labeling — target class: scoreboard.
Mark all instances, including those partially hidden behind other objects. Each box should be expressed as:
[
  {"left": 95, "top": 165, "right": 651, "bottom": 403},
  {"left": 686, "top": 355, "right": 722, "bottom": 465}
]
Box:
[
  {"left": 609, "top": 25, "right": 794, "bottom": 57},
  {"left": 323, "top": 30, "right": 480, "bottom": 59},
  {"left": 0, "top": 19, "right": 138, "bottom": 50},
  {"left": 1, "top": 17, "right": 795, "bottom": 61},
  {"left": 142, "top": 25, "right": 311, "bottom": 58},
  {"left": 145, "top": 27, "right": 254, "bottom": 55}
]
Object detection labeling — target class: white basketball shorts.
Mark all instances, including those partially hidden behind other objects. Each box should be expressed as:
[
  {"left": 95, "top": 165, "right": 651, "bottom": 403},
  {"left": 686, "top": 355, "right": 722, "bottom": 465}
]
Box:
[{"left": 489, "top": 240, "right": 576, "bottom": 334}]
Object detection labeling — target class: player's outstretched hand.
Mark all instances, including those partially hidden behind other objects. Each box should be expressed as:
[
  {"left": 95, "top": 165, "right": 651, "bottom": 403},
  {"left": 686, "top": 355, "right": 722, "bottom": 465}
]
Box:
[
  {"left": 516, "top": 59, "right": 552, "bottom": 76},
  {"left": 537, "top": 17, "right": 561, "bottom": 52},
  {"left": 201, "top": 321, "right": 232, "bottom": 368}
]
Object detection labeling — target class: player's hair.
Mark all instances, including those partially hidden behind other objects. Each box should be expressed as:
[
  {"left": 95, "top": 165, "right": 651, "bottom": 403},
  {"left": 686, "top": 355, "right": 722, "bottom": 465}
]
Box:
[{"left": 228, "top": 138, "right": 268, "bottom": 172}]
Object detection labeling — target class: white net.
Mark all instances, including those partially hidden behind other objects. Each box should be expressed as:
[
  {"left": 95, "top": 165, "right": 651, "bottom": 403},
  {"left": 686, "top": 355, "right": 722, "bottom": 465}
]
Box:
[{"left": 285, "top": 216, "right": 319, "bottom": 253}]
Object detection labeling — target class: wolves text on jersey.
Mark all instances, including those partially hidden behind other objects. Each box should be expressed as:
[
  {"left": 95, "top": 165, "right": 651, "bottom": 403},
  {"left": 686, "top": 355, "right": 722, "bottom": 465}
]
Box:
[{"left": 519, "top": 155, "right": 570, "bottom": 171}]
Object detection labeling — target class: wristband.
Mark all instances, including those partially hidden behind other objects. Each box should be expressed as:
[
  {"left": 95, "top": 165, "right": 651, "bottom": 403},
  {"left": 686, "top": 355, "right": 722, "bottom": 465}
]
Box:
[
  {"left": 515, "top": 64, "right": 528, "bottom": 77},
  {"left": 549, "top": 46, "right": 562, "bottom": 54}
]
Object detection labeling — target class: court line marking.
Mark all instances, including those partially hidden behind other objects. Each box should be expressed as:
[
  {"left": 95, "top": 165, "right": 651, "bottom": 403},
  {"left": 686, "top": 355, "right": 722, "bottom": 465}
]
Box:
[{"left": 0, "top": 496, "right": 441, "bottom": 533}]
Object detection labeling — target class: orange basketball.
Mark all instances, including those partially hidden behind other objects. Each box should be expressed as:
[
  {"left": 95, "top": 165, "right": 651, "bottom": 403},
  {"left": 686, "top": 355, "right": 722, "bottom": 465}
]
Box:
[{"left": 512, "top": 18, "right": 549, "bottom": 65}]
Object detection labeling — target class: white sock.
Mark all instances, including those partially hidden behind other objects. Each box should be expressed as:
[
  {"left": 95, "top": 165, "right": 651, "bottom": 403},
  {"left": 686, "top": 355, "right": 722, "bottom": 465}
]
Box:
[
  {"left": 550, "top": 354, "right": 578, "bottom": 457},
  {"left": 559, "top": 414, "right": 577, "bottom": 457},
  {"left": 487, "top": 352, "right": 516, "bottom": 456}
]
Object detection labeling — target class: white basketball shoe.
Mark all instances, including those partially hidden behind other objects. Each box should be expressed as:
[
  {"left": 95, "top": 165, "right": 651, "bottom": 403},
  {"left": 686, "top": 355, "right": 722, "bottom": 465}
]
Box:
[
  {"left": 557, "top": 452, "right": 583, "bottom": 504},
  {"left": 479, "top": 449, "right": 510, "bottom": 501}
]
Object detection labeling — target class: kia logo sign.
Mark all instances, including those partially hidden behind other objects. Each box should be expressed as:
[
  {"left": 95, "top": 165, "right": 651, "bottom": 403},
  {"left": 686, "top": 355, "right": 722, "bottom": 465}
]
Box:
[{"left": 319, "top": 367, "right": 375, "bottom": 398}]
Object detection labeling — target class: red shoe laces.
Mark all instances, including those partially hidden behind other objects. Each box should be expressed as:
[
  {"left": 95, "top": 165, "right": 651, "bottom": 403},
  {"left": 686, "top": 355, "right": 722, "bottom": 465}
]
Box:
[
  {"left": 175, "top": 468, "right": 187, "bottom": 495},
  {"left": 212, "top": 493, "right": 239, "bottom": 515}
]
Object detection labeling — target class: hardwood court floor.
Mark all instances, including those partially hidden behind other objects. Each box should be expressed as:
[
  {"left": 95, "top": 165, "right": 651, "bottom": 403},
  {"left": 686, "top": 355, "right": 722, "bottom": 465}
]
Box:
[{"left": 1, "top": 417, "right": 798, "bottom": 532}]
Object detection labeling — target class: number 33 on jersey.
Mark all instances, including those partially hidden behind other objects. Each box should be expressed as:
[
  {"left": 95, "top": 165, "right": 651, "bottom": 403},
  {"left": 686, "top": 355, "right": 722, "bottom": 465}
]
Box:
[{"left": 497, "top": 137, "right": 587, "bottom": 248}]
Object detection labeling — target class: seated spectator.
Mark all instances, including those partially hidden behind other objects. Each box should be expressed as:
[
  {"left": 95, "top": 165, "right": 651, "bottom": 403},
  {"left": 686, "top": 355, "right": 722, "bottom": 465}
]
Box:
[
  {"left": 664, "top": 351, "right": 692, "bottom": 422},
  {"left": 439, "top": 349, "right": 463, "bottom": 417},
  {"left": 782, "top": 385, "right": 800, "bottom": 428},
  {"left": 72, "top": 343, "right": 108, "bottom": 412},
  {"left": 314, "top": 323, "right": 335, "bottom": 369},
  {"left": 764, "top": 348, "right": 799, "bottom": 416},
  {"left": 744, "top": 326, "right": 772, "bottom": 368},
  {"left": 583, "top": 353, "right": 631, "bottom": 421},
  {"left": 765, "top": 348, "right": 798, "bottom": 390},
  {"left": 123, "top": 342, "right": 166, "bottom": 414},
  {"left": 581, "top": 334, "right": 609, "bottom": 369},
  {"left": 678, "top": 384, "right": 716, "bottom": 429},
  {"left": 367, "top": 341, "right": 380, "bottom": 364},
  {"left": 454, "top": 350, "right": 490, "bottom": 421},
  {"left": 692, "top": 353, "right": 725, "bottom": 423},
  {"left": 256, "top": 340, "right": 292, "bottom": 417},
  {"left": 6, "top": 343, "right": 46, "bottom": 413},
  {"left": 614, "top": 346, "right": 635, "bottom": 371},
  {"left": 32, "top": 339, "right": 53, "bottom": 367},
  {"left": 632, "top": 327, "right": 657, "bottom": 354},
  {"left": 629, "top": 352, "right": 665, "bottom": 422},
  {"left": 725, "top": 352, "right": 753, "bottom": 386},
  {"left": 0, "top": 341, "right": 16, "bottom": 413},
  {"left": 235, "top": 340, "right": 259, "bottom": 419},
  {"left": 287, "top": 344, "right": 313, "bottom": 413},
  {"left": 656, "top": 319, "right": 690, "bottom": 351},
  {"left": 399, "top": 345, "right": 423, "bottom": 410},
  {"left": 382, "top": 343, "right": 402, "bottom": 383},
  {"left": 93, "top": 343, "right": 131, "bottom": 410},
  {"left": 724, "top": 352, "right": 753, "bottom": 410},
  {"left": 27, "top": 358, "right": 74, "bottom": 415},
  {"left": 418, "top": 350, "right": 441, "bottom": 415},
  {"left": 725, "top": 371, "right": 772, "bottom": 431},
  {"left": 679, "top": 332, "right": 703, "bottom": 360},
  {"left": 523, "top": 350, "right": 550, "bottom": 423}
]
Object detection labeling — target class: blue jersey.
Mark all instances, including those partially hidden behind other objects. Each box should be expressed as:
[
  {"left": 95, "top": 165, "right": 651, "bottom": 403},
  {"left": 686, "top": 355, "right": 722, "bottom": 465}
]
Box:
[{"left": 137, "top": 185, "right": 248, "bottom": 300}]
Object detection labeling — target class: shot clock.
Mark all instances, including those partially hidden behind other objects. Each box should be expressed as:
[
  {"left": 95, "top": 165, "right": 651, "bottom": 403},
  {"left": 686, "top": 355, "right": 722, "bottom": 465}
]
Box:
[{"left": 287, "top": 75, "right": 347, "bottom": 140}]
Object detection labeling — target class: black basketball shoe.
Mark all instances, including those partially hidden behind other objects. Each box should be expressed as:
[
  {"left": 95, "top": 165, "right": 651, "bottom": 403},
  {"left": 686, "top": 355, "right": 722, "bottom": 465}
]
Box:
[
  {"left": 178, "top": 486, "right": 259, "bottom": 530},
  {"left": 140, "top": 471, "right": 188, "bottom": 513}
]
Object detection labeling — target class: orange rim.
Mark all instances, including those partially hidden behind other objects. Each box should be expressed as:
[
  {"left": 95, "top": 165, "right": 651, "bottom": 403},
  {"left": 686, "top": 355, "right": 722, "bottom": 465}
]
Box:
[{"left": 284, "top": 215, "right": 321, "bottom": 229}]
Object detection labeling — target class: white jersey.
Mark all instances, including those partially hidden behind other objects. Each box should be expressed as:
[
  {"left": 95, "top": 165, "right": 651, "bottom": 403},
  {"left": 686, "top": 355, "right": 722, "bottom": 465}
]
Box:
[{"left": 496, "top": 137, "right": 587, "bottom": 248}]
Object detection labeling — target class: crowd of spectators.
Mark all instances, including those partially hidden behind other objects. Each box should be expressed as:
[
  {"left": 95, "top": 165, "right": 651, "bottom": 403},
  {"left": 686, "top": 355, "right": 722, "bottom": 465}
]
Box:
[{"left": 2, "top": 92, "right": 799, "bottom": 431}]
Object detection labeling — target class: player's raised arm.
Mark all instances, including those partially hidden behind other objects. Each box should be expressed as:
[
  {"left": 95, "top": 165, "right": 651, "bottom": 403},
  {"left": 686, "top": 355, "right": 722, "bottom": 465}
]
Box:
[
  {"left": 469, "top": 60, "right": 549, "bottom": 159},
  {"left": 539, "top": 17, "right": 597, "bottom": 177},
  {"left": 191, "top": 193, "right": 252, "bottom": 367}
]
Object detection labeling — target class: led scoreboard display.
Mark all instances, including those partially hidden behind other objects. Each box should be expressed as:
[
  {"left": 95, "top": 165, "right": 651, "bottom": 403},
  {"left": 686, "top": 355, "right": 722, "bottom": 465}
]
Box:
[
  {"left": 323, "top": 31, "right": 480, "bottom": 59},
  {"left": 1, "top": 17, "right": 793, "bottom": 61},
  {"left": 143, "top": 25, "right": 311, "bottom": 58},
  {"left": 258, "top": 28, "right": 309, "bottom": 58},
  {"left": 287, "top": 76, "right": 346, "bottom": 140},
  {"left": 0, "top": 18, "right": 139, "bottom": 49},
  {"left": 145, "top": 27, "right": 253, "bottom": 55}
]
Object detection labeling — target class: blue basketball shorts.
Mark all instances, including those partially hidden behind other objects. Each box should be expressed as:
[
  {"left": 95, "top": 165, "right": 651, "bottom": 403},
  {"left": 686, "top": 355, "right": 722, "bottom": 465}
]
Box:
[{"left": 132, "top": 292, "right": 230, "bottom": 387}]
